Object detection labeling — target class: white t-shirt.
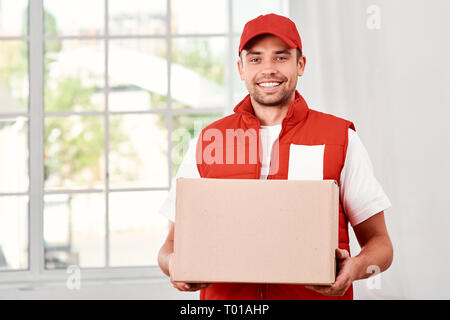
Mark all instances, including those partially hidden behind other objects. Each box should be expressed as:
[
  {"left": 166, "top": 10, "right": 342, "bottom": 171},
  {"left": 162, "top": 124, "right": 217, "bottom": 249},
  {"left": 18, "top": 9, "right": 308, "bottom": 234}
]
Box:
[
  {"left": 159, "top": 126, "right": 392, "bottom": 227},
  {"left": 259, "top": 124, "right": 282, "bottom": 180}
]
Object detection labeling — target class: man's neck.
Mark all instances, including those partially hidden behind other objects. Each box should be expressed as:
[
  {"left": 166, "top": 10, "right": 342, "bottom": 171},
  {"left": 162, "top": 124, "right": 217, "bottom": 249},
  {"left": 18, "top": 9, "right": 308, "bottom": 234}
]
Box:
[{"left": 250, "top": 93, "right": 295, "bottom": 126}]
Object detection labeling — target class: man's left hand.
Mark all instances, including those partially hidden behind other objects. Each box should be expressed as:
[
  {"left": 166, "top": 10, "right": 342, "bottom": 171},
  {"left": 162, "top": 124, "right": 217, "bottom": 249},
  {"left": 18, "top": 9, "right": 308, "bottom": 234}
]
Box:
[{"left": 305, "top": 248, "right": 358, "bottom": 296}]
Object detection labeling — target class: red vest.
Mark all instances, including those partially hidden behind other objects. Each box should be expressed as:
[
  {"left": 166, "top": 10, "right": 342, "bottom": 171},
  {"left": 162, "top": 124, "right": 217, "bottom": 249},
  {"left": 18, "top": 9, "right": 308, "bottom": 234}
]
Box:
[{"left": 195, "top": 91, "right": 355, "bottom": 300}]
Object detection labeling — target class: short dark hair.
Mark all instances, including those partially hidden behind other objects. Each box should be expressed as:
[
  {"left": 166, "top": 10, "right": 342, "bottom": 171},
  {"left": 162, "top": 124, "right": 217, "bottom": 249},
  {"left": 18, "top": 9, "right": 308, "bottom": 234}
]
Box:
[{"left": 295, "top": 48, "right": 302, "bottom": 61}]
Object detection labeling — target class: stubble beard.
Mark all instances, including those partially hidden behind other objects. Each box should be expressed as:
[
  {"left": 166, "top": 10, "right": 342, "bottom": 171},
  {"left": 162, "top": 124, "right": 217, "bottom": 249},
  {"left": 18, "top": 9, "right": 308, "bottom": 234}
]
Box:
[{"left": 248, "top": 79, "right": 296, "bottom": 107}]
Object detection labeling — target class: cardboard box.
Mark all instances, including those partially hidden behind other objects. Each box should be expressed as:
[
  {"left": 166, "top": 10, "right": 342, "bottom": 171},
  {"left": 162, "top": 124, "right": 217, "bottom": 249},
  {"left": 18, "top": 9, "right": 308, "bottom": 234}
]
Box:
[{"left": 173, "top": 178, "right": 338, "bottom": 285}]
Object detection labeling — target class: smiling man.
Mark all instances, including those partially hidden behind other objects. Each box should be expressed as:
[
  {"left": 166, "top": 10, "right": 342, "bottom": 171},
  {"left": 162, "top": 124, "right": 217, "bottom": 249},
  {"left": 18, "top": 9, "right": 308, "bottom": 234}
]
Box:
[{"left": 158, "top": 13, "right": 393, "bottom": 300}]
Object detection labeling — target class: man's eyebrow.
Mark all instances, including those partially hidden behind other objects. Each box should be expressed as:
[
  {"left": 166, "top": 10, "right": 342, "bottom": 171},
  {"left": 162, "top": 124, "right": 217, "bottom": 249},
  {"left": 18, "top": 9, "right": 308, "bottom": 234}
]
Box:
[
  {"left": 245, "top": 50, "right": 291, "bottom": 57},
  {"left": 246, "top": 51, "right": 261, "bottom": 56},
  {"left": 274, "top": 50, "right": 292, "bottom": 55}
]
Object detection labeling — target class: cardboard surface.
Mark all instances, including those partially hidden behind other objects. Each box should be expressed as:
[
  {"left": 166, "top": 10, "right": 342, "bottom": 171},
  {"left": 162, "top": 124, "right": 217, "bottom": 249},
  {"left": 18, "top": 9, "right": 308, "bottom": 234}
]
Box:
[{"left": 173, "top": 178, "right": 339, "bottom": 285}]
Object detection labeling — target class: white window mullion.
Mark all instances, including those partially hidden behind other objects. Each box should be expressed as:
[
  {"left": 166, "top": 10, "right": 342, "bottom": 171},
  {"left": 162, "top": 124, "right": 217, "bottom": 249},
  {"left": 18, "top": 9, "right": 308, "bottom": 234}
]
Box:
[
  {"left": 167, "top": 0, "right": 173, "bottom": 190},
  {"left": 104, "top": 0, "right": 111, "bottom": 268},
  {"left": 43, "top": 107, "right": 225, "bottom": 117},
  {"left": 43, "top": 33, "right": 229, "bottom": 41},
  {"left": 226, "top": 0, "right": 234, "bottom": 114},
  {"left": 0, "top": 112, "right": 28, "bottom": 119},
  {"left": 28, "top": 0, "right": 45, "bottom": 277}
]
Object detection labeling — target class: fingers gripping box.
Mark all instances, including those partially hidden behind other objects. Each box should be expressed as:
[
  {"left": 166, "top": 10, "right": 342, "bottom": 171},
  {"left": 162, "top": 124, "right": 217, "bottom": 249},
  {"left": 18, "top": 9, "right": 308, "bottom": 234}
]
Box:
[{"left": 173, "top": 178, "right": 339, "bottom": 285}]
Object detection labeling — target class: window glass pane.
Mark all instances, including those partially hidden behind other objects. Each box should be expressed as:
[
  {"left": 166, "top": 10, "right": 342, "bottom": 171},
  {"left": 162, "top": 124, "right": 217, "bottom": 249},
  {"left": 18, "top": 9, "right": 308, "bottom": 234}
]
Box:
[
  {"left": 0, "top": 117, "right": 28, "bottom": 193},
  {"left": 171, "top": 0, "right": 226, "bottom": 34},
  {"left": 171, "top": 37, "right": 226, "bottom": 110},
  {"left": 0, "top": 41, "right": 28, "bottom": 113},
  {"left": 45, "top": 40, "right": 105, "bottom": 112},
  {"left": 44, "top": 193, "right": 105, "bottom": 269},
  {"left": 109, "top": 114, "right": 168, "bottom": 189},
  {"left": 0, "top": 196, "right": 28, "bottom": 271},
  {"left": 109, "top": 191, "right": 169, "bottom": 267},
  {"left": 232, "top": 0, "right": 290, "bottom": 33},
  {"left": 109, "top": 39, "right": 167, "bottom": 111},
  {"left": 0, "top": 0, "right": 28, "bottom": 36},
  {"left": 44, "top": 115, "right": 105, "bottom": 190},
  {"left": 172, "top": 113, "right": 223, "bottom": 177},
  {"left": 44, "top": 0, "right": 104, "bottom": 36},
  {"left": 109, "top": 0, "right": 166, "bottom": 35}
]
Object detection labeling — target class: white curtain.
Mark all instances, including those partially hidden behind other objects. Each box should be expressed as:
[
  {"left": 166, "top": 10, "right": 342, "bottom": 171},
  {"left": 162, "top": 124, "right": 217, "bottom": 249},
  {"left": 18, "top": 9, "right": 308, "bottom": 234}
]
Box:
[{"left": 290, "top": 0, "right": 450, "bottom": 299}]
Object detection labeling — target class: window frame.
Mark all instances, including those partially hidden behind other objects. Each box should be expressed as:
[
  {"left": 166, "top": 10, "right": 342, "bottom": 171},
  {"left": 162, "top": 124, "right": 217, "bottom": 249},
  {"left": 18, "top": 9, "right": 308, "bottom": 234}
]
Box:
[
  {"left": 0, "top": 0, "right": 237, "bottom": 284},
  {"left": 0, "top": 0, "right": 289, "bottom": 285}
]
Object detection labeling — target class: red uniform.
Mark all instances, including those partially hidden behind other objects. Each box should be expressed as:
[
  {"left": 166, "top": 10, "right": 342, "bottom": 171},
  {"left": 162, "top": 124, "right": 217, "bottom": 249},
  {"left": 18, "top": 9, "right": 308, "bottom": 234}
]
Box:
[{"left": 195, "top": 91, "right": 355, "bottom": 300}]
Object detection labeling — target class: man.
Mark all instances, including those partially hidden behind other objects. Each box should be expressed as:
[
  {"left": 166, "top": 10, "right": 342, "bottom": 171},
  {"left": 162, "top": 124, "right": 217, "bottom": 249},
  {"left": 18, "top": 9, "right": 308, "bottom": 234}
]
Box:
[{"left": 158, "top": 14, "right": 393, "bottom": 300}]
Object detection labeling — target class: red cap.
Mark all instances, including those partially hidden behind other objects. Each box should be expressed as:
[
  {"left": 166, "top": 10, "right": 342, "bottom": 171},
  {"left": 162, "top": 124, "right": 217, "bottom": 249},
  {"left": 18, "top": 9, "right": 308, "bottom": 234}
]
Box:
[{"left": 238, "top": 13, "right": 302, "bottom": 56}]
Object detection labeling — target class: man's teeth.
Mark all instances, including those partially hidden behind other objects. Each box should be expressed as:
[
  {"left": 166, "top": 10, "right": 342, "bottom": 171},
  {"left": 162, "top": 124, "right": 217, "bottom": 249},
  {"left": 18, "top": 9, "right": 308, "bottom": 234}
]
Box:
[{"left": 258, "top": 82, "right": 281, "bottom": 87}]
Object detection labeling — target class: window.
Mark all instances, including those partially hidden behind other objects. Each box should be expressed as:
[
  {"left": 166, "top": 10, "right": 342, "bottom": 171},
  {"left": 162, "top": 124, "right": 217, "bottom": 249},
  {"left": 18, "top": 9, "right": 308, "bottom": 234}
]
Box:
[
  {"left": 0, "top": 0, "right": 29, "bottom": 272},
  {"left": 0, "top": 0, "right": 288, "bottom": 281}
]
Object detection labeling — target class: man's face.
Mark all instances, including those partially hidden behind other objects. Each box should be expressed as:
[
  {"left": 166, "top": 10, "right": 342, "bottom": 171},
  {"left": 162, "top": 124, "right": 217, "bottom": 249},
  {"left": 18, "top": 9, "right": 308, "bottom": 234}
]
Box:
[{"left": 238, "top": 34, "right": 305, "bottom": 107}]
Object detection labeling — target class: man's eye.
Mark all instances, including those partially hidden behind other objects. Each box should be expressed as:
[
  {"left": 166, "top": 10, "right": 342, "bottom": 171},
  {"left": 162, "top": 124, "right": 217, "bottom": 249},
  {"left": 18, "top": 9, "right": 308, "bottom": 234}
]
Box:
[
  {"left": 276, "top": 56, "right": 287, "bottom": 61},
  {"left": 250, "top": 58, "right": 260, "bottom": 63}
]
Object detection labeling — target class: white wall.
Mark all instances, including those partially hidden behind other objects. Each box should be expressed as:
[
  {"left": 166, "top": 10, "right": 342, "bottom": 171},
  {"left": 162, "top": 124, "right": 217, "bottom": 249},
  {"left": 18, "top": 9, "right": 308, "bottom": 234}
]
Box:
[{"left": 291, "top": 0, "right": 450, "bottom": 299}]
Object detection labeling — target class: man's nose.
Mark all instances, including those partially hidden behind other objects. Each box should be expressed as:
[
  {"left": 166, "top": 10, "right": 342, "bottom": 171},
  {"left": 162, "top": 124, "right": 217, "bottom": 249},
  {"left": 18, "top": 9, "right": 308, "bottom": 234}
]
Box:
[{"left": 259, "top": 60, "right": 278, "bottom": 76}]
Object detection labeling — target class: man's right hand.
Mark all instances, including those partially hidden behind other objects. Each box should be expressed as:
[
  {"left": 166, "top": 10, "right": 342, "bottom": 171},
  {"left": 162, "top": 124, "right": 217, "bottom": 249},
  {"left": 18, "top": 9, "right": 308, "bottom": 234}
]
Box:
[{"left": 168, "top": 253, "right": 212, "bottom": 292}]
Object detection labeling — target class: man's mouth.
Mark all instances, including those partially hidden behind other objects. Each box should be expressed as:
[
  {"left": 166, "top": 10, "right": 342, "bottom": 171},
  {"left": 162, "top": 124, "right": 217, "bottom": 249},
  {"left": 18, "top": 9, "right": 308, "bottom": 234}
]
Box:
[{"left": 257, "top": 82, "right": 282, "bottom": 88}]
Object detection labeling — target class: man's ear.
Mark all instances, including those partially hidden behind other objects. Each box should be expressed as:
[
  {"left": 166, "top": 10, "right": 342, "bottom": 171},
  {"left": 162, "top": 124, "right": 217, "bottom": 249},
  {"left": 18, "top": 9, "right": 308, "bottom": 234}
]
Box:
[
  {"left": 237, "top": 59, "right": 245, "bottom": 81},
  {"left": 297, "top": 55, "right": 306, "bottom": 77}
]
